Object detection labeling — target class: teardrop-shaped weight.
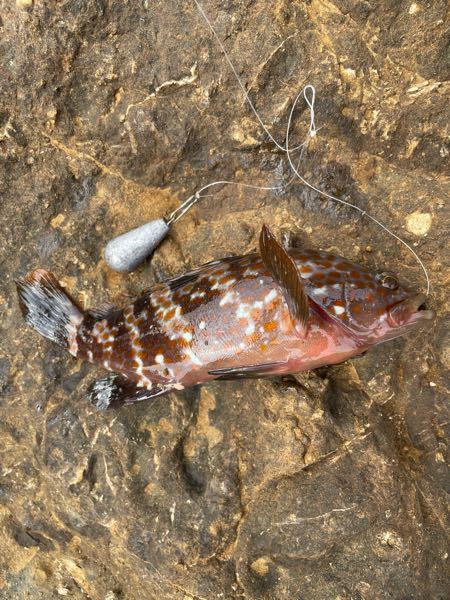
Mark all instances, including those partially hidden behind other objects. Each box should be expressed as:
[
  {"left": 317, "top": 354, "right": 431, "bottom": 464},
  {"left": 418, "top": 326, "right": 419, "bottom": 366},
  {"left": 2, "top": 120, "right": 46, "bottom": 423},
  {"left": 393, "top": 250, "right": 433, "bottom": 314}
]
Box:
[{"left": 104, "top": 218, "right": 170, "bottom": 272}]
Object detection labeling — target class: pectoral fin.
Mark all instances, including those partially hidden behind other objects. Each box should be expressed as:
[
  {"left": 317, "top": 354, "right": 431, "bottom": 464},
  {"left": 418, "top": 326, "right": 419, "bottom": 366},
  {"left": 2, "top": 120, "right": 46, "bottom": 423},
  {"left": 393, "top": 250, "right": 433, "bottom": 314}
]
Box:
[
  {"left": 208, "top": 361, "right": 285, "bottom": 380},
  {"left": 88, "top": 374, "right": 172, "bottom": 409},
  {"left": 259, "top": 224, "right": 309, "bottom": 334}
]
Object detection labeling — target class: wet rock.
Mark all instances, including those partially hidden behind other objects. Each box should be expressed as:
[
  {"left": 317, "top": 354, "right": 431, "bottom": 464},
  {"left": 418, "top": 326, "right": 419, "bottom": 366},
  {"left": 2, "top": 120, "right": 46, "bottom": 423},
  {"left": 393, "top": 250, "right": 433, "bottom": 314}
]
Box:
[
  {"left": 0, "top": 0, "right": 448, "bottom": 599},
  {"left": 0, "top": 357, "right": 11, "bottom": 394}
]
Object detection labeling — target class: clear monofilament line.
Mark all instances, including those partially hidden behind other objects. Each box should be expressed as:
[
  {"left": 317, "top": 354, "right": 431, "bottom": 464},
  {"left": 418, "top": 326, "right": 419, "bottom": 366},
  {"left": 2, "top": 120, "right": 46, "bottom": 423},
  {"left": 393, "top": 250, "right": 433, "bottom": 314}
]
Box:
[
  {"left": 192, "top": 0, "right": 285, "bottom": 153},
  {"left": 167, "top": 178, "right": 288, "bottom": 225},
  {"left": 284, "top": 86, "right": 431, "bottom": 296},
  {"left": 167, "top": 136, "right": 308, "bottom": 224},
  {"left": 191, "top": 0, "right": 305, "bottom": 154},
  {"left": 190, "top": 0, "right": 430, "bottom": 296}
]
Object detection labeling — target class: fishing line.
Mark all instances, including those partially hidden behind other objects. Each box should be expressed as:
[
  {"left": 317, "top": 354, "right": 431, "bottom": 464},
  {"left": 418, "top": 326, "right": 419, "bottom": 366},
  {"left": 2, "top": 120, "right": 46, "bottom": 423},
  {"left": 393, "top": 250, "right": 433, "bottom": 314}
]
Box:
[
  {"left": 165, "top": 141, "right": 308, "bottom": 225},
  {"left": 105, "top": 0, "right": 430, "bottom": 297},
  {"left": 191, "top": 0, "right": 430, "bottom": 296},
  {"left": 284, "top": 88, "right": 431, "bottom": 296}
]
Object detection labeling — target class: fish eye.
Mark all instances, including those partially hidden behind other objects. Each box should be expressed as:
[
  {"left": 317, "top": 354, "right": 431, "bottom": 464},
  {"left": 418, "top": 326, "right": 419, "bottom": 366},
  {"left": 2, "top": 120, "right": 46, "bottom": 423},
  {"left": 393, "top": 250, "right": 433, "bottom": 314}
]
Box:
[{"left": 375, "top": 272, "right": 399, "bottom": 290}]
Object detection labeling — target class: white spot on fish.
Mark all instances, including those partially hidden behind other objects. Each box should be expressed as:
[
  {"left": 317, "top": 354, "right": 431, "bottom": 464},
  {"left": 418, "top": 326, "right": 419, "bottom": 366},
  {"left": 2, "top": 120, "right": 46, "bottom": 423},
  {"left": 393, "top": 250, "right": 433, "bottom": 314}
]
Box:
[
  {"left": 313, "top": 286, "right": 328, "bottom": 296},
  {"left": 333, "top": 305, "right": 346, "bottom": 315},
  {"left": 155, "top": 354, "right": 165, "bottom": 364},
  {"left": 236, "top": 303, "right": 250, "bottom": 318},
  {"left": 199, "top": 321, "right": 206, "bottom": 330},
  {"left": 264, "top": 289, "right": 277, "bottom": 304},
  {"left": 245, "top": 322, "right": 255, "bottom": 335},
  {"left": 191, "top": 291, "right": 206, "bottom": 299},
  {"left": 220, "top": 291, "right": 235, "bottom": 306}
]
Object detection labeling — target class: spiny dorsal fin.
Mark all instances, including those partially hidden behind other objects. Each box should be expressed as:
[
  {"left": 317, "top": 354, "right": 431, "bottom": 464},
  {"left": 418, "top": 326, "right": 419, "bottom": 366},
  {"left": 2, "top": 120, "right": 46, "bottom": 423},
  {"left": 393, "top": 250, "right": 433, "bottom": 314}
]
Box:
[{"left": 259, "top": 224, "right": 309, "bottom": 334}]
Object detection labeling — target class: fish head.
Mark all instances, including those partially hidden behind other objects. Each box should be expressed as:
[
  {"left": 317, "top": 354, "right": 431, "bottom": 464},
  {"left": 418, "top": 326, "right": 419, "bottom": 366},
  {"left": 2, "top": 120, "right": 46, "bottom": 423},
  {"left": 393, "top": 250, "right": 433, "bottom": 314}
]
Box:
[
  {"left": 366, "top": 272, "right": 435, "bottom": 343},
  {"left": 293, "top": 250, "right": 435, "bottom": 344}
]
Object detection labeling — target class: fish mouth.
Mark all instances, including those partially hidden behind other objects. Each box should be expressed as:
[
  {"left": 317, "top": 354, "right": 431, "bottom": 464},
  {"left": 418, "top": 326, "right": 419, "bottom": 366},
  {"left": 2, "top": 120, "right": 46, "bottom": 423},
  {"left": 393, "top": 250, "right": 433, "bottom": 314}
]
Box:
[{"left": 388, "top": 293, "right": 435, "bottom": 329}]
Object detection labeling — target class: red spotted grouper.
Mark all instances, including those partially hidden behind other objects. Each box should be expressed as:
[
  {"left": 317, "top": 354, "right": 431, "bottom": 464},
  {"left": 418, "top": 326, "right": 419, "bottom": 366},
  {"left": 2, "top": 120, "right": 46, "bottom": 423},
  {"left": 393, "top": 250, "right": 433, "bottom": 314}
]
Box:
[{"left": 16, "top": 225, "right": 434, "bottom": 408}]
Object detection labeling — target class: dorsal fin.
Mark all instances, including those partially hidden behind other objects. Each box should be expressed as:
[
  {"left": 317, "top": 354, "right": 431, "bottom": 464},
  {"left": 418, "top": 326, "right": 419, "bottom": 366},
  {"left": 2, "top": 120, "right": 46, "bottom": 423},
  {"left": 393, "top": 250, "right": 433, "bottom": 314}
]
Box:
[{"left": 259, "top": 224, "right": 309, "bottom": 335}]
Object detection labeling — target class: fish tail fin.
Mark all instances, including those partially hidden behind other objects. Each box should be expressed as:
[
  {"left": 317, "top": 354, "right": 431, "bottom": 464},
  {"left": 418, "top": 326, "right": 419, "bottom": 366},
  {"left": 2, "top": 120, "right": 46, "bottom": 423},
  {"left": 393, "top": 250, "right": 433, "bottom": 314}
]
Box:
[{"left": 15, "top": 269, "right": 84, "bottom": 352}]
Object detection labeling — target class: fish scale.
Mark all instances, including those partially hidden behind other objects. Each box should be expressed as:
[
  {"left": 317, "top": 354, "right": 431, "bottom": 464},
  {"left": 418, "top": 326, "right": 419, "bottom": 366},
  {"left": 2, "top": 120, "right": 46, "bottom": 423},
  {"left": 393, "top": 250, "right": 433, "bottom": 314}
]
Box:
[
  {"left": 16, "top": 226, "right": 434, "bottom": 409},
  {"left": 73, "top": 249, "right": 415, "bottom": 383}
]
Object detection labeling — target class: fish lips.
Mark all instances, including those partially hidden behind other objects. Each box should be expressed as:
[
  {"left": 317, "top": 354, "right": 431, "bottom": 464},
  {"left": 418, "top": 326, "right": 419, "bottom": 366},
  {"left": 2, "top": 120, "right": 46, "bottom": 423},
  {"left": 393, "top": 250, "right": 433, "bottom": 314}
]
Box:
[{"left": 388, "top": 293, "right": 435, "bottom": 330}]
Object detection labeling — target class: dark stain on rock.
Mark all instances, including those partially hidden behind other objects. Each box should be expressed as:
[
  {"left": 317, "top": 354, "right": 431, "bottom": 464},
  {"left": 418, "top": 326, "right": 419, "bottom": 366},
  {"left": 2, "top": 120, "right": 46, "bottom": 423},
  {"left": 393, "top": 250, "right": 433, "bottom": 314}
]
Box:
[
  {"left": 61, "top": 362, "right": 90, "bottom": 395},
  {"left": 0, "top": 357, "right": 11, "bottom": 394},
  {"left": 35, "top": 228, "right": 64, "bottom": 262},
  {"left": 71, "top": 176, "right": 97, "bottom": 211},
  {"left": 9, "top": 520, "right": 55, "bottom": 552},
  {"left": 0, "top": 1, "right": 447, "bottom": 598}
]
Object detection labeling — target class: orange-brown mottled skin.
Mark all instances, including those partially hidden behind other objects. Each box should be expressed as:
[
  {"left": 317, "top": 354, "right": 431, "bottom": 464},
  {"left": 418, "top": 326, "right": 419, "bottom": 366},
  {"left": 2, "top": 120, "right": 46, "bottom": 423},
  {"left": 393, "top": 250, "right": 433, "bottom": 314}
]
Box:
[
  {"left": 72, "top": 248, "right": 432, "bottom": 394},
  {"left": 16, "top": 236, "right": 433, "bottom": 408}
]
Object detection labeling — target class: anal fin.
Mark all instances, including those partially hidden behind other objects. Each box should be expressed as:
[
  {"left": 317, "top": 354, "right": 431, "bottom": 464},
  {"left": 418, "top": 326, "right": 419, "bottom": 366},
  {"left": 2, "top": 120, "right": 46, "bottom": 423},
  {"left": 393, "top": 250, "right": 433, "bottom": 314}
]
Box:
[
  {"left": 88, "top": 374, "right": 172, "bottom": 409},
  {"left": 208, "top": 362, "right": 285, "bottom": 380}
]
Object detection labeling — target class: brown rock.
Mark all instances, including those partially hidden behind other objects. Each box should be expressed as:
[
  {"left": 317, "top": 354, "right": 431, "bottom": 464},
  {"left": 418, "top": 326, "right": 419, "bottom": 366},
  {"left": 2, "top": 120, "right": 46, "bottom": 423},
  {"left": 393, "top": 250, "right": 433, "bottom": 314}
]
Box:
[{"left": 0, "top": 1, "right": 448, "bottom": 599}]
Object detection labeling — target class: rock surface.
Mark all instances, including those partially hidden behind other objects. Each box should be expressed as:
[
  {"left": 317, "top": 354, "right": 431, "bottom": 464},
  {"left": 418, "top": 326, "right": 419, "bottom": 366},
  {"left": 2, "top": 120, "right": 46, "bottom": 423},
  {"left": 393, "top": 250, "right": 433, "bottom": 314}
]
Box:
[{"left": 0, "top": 1, "right": 448, "bottom": 598}]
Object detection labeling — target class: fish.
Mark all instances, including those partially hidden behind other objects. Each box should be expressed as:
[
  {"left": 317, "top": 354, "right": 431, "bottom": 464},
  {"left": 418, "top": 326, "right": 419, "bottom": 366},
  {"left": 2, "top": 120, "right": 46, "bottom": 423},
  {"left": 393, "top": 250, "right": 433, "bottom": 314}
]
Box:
[{"left": 16, "top": 225, "right": 434, "bottom": 409}]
